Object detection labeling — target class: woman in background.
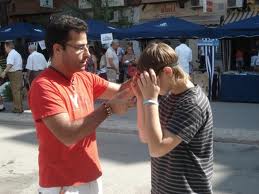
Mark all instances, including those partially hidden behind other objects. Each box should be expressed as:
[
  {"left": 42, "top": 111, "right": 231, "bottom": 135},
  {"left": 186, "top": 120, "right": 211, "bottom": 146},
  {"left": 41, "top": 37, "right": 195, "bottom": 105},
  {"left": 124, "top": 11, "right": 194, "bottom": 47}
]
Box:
[
  {"left": 122, "top": 46, "right": 136, "bottom": 80},
  {"left": 86, "top": 46, "right": 97, "bottom": 73}
]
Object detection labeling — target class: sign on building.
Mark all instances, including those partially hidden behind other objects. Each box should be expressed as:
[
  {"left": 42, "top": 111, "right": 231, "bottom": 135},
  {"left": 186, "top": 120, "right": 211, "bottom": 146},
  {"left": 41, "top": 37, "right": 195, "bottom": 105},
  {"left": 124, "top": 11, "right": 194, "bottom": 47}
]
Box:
[
  {"left": 102, "top": 0, "right": 124, "bottom": 7},
  {"left": 197, "top": 39, "right": 219, "bottom": 47},
  {"left": 40, "top": 0, "right": 53, "bottom": 8},
  {"left": 101, "top": 33, "right": 113, "bottom": 45},
  {"left": 142, "top": 0, "right": 177, "bottom": 3},
  {"left": 78, "top": 0, "right": 92, "bottom": 9}
]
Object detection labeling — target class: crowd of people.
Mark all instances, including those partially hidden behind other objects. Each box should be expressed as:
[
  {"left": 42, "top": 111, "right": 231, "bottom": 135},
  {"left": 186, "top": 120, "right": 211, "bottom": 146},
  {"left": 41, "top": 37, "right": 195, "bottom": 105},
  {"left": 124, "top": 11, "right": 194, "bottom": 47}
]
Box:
[{"left": 0, "top": 41, "right": 48, "bottom": 112}]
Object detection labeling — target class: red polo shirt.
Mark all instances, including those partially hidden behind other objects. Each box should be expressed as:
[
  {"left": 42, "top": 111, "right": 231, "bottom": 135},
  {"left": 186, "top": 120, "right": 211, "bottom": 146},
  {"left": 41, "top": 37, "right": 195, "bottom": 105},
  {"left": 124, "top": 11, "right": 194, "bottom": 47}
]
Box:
[{"left": 28, "top": 68, "right": 108, "bottom": 187}]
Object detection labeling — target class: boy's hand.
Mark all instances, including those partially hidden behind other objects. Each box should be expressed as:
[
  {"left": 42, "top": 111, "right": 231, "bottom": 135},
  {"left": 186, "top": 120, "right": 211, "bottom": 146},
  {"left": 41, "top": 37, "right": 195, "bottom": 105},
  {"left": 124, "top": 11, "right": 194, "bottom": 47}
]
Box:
[
  {"left": 131, "top": 75, "right": 142, "bottom": 99},
  {"left": 137, "top": 69, "right": 160, "bottom": 101}
]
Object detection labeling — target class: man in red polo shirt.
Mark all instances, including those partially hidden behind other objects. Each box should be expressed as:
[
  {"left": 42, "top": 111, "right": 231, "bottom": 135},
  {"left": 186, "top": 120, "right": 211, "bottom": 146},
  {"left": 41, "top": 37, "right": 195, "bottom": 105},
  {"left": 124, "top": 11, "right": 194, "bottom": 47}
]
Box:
[{"left": 28, "top": 15, "right": 133, "bottom": 194}]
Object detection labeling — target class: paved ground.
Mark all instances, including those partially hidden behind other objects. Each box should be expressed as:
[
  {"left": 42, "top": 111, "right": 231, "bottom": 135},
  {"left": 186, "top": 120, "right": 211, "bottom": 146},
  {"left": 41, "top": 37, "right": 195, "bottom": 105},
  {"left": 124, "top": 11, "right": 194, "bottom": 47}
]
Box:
[
  {"left": 1, "top": 100, "right": 259, "bottom": 144},
  {"left": 1, "top": 100, "right": 259, "bottom": 193},
  {"left": 0, "top": 124, "right": 259, "bottom": 194}
]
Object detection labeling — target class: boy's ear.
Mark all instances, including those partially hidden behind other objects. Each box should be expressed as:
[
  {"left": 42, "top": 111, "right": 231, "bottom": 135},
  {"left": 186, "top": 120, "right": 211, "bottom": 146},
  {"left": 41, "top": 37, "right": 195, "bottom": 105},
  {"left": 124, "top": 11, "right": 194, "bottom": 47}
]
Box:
[{"left": 163, "top": 66, "right": 173, "bottom": 76}]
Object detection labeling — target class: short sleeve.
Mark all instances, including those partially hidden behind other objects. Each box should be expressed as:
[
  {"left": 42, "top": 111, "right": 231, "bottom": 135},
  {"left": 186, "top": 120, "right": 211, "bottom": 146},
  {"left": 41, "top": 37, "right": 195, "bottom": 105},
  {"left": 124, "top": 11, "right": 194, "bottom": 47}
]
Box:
[
  {"left": 90, "top": 73, "right": 109, "bottom": 99},
  {"left": 189, "top": 49, "right": 192, "bottom": 62},
  {"left": 106, "top": 49, "right": 113, "bottom": 58},
  {"left": 28, "top": 80, "right": 67, "bottom": 121},
  {"left": 26, "top": 55, "right": 32, "bottom": 70},
  {"left": 6, "top": 53, "right": 15, "bottom": 65},
  {"left": 166, "top": 103, "right": 202, "bottom": 144}
]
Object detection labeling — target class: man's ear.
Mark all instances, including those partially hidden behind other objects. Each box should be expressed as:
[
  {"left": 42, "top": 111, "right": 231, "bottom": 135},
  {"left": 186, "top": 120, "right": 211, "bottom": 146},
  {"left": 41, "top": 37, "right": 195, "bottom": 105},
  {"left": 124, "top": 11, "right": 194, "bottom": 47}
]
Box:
[
  {"left": 53, "top": 43, "right": 63, "bottom": 55},
  {"left": 163, "top": 66, "right": 173, "bottom": 77}
]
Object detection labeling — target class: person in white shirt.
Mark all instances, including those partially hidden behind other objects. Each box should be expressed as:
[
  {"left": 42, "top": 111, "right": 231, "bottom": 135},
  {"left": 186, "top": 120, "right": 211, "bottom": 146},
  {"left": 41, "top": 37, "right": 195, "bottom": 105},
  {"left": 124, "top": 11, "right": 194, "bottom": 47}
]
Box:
[
  {"left": 26, "top": 44, "right": 47, "bottom": 85},
  {"left": 105, "top": 40, "right": 120, "bottom": 82},
  {"left": 175, "top": 38, "right": 192, "bottom": 75},
  {"left": 0, "top": 41, "right": 23, "bottom": 113}
]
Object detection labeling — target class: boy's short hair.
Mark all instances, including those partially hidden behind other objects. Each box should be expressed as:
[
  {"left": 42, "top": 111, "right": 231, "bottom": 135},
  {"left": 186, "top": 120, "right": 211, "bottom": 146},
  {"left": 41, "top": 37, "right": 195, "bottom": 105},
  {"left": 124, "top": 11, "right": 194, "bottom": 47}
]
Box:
[
  {"left": 137, "top": 42, "right": 178, "bottom": 74},
  {"left": 137, "top": 42, "right": 189, "bottom": 82}
]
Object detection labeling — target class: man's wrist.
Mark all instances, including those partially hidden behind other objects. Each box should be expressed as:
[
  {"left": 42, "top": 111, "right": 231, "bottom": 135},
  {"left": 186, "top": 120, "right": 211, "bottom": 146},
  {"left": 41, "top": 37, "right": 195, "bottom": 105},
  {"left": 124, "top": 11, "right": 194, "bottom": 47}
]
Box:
[{"left": 103, "top": 102, "right": 112, "bottom": 117}]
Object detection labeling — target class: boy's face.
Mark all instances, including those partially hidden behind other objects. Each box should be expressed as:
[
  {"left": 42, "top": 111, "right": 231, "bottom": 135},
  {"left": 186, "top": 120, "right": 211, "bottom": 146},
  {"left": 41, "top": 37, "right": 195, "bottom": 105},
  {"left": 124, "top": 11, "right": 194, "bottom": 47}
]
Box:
[{"left": 157, "top": 67, "right": 173, "bottom": 95}]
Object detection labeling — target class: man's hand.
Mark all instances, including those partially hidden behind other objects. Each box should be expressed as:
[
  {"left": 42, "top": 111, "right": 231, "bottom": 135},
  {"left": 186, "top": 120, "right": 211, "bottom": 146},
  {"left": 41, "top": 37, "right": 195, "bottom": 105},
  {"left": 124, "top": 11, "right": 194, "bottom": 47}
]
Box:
[
  {"left": 108, "top": 88, "right": 135, "bottom": 115},
  {"left": 131, "top": 75, "right": 142, "bottom": 99}
]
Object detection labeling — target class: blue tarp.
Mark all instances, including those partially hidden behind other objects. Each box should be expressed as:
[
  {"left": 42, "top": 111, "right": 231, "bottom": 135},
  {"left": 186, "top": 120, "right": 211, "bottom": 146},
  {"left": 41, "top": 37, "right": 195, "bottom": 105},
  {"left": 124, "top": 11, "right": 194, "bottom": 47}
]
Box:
[
  {"left": 212, "top": 15, "right": 259, "bottom": 38},
  {"left": 117, "top": 16, "right": 210, "bottom": 40},
  {"left": 0, "top": 22, "right": 45, "bottom": 41},
  {"left": 86, "top": 19, "right": 122, "bottom": 40}
]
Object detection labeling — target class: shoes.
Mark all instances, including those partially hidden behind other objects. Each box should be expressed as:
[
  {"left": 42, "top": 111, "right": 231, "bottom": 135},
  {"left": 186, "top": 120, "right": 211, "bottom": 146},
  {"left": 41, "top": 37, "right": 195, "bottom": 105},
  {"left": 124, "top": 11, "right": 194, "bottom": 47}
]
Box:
[
  {"left": 12, "top": 109, "right": 24, "bottom": 113},
  {"left": 0, "top": 107, "right": 5, "bottom": 112}
]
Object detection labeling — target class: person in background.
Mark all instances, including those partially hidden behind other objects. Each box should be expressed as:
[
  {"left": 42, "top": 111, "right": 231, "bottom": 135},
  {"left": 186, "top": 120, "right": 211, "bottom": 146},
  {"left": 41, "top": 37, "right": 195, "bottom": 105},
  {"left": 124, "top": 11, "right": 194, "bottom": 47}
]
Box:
[
  {"left": 122, "top": 45, "right": 136, "bottom": 80},
  {"left": 26, "top": 44, "right": 48, "bottom": 86},
  {"left": 98, "top": 48, "right": 107, "bottom": 80},
  {"left": 117, "top": 45, "right": 125, "bottom": 83},
  {"left": 235, "top": 49, "right": 244, "bottom": 72},
  {"left": 15, "top": 38, "right": 28, "bottom": 71},
  {"left": 198, "top": 46, "right": 206, "bottom": 70},
  {"left": 175, "top": 38, "right": 192, "bottom": 75},
  {"left": 132, "top": 42, "right": 213, "bottom": 194},
  {"left": 0, "top": 53, "right": 6, "bottom": 111},
  {"left": 86, "top": 46, "right": 97, "bottom": 73},
  {"left": 0, "top": 41, "right": 23, "bottom": 113},
  {"left": 105, "top": 40, "right": 120, "bottom": 82},
  {"left": 29, "top": 15, "right": 134, "bottom": 194}
]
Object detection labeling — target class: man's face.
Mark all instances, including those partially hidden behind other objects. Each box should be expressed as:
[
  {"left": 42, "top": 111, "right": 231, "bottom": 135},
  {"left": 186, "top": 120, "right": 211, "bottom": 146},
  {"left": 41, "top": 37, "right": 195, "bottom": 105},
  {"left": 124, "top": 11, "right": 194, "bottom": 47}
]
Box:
[
  {"left": 113, "top": 42, "right": 119, "bottom": 50},
  {"left": 60, "top": 30, "right": 90, "bottom": 72}
]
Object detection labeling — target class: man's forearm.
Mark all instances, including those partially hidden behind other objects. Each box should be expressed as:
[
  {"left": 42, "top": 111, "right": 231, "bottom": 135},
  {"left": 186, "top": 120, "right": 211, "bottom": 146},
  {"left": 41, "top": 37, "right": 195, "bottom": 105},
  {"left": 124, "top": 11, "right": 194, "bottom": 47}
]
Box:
[
  {"left": 4, "top": 64, "right": 12, "bottom": 72},
  {"left": 52, "top": 104, "right": 109, "bottom": 146}
]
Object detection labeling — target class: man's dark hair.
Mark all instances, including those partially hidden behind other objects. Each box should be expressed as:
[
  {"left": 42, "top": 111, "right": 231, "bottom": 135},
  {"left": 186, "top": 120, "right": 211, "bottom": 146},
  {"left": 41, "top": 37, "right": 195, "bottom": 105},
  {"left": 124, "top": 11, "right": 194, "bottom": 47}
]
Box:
[
  {"left": 45, "top": 15, "right": 88, "bottom": 57},
  {"left": 179, "top": 38, "right": 186, "bottom": 44}
]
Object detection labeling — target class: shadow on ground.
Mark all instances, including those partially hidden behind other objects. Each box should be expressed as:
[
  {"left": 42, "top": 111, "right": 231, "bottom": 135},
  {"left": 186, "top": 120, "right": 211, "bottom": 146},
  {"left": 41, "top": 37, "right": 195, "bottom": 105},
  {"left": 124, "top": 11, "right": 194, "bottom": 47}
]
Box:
[{"left": 212, "top": 142, "right": 259, "bottom": 194}]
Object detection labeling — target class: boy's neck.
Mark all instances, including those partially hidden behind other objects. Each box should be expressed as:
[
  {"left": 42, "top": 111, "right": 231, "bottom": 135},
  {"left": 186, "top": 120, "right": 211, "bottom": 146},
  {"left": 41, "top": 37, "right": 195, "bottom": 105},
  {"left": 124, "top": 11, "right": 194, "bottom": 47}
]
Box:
[{"left": 171, "top": 80, "right": 194, "bottom": 95}]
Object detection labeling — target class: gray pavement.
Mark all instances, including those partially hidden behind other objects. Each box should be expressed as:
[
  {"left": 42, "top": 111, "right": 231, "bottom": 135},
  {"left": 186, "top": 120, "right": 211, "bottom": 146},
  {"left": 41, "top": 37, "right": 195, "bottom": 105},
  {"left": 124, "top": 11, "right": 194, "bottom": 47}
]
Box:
[
  {"left": 0, "top": 124, "right": 259, "bottom": 194},
  {"left": 1, "top": 101, "right": 259, "bottom": 144}
]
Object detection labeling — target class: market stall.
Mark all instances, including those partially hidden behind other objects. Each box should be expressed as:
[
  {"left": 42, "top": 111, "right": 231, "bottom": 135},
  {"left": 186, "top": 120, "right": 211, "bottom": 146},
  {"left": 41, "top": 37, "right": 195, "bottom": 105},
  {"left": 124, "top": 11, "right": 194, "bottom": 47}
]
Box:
[
  {"left": 212, "top": 16, "right": 259, "bottom": 103},
  {"left": 86, "top": 19, "right": 122, "bottom": 41},
  {"left": 117, "top": 16, "right": 211, "bottom": 40},
  {"left": 0, "top": 22, "right": 45, "bottom": 41}
]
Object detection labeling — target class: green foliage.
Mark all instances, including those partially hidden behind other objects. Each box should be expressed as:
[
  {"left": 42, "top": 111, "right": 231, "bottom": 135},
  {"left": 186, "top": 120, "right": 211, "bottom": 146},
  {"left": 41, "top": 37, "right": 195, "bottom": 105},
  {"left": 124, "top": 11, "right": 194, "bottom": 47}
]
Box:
[
  {"left": 56, "top": 0, "right": 131, "bottom": 27},
  {"left": 2, "top": 83, "right": 12, "bottom": 101}
]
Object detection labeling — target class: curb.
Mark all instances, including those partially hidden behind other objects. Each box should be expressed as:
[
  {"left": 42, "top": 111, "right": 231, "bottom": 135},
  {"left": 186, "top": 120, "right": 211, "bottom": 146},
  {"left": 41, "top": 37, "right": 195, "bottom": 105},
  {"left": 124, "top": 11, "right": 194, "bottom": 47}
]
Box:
[{"left": 1, "top": 113, "right": 259, "bottom": 145}]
